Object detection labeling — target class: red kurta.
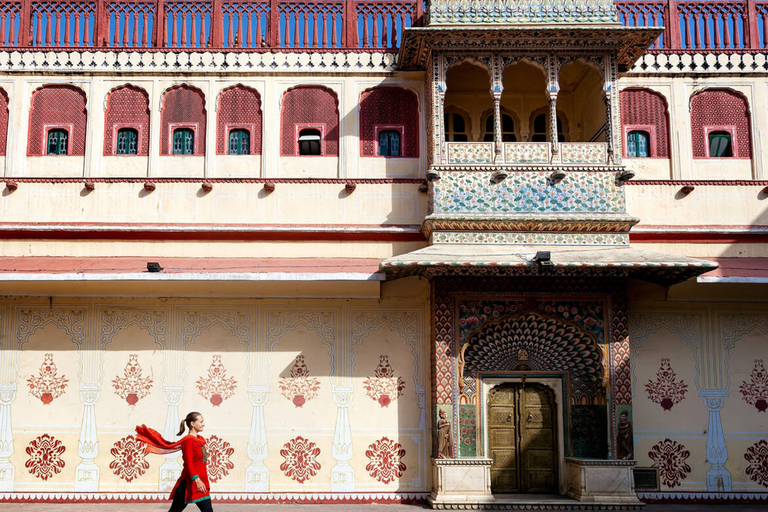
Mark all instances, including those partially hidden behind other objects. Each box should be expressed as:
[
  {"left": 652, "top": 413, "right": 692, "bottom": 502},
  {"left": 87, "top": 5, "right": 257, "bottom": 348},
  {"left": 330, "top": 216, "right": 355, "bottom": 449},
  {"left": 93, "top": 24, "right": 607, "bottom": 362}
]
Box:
[{"left": 135, "top": 425, "right": 210, "bottom": 504}]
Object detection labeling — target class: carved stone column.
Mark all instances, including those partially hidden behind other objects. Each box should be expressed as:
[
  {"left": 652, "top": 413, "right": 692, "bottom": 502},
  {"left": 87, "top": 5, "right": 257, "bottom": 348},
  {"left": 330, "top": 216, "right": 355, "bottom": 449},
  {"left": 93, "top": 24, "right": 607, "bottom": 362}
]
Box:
[
  {"left": 75, "top": 384, "right": 100, "bottom": 491},
  {"left": 0, "top": 385, "right": 15, "bottom": 491},
  {"left": 700, "top": 390, "right": 731, "bottom": 492},
  {"left": 245, "top": 385, "right": 269, "bottom": 491},
  {"left": 548, "top": 92, "right": 559, "bottom": 158},
  {"left": 603, "top": 91, "right": 614, "bottom": 164},
  {"left": 331, "top": 385, "right": 354, "bottom": 491},
  {"left": 493, "top": 92, "right": 503, "bottom": 164},
  {"left": 160, "top": 385, "right": 183, "bottom": 492}
]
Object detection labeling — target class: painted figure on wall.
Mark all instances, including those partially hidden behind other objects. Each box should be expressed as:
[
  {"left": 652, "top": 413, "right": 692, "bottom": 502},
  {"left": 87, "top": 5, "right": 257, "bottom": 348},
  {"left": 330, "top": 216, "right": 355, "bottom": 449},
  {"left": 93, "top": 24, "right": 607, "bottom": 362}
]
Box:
[
  {"left": 436, "top": 409, "right": 454, "bottom": 459},
  {"left": 616, "top": 410, "right": 634, "bottom": 460}
]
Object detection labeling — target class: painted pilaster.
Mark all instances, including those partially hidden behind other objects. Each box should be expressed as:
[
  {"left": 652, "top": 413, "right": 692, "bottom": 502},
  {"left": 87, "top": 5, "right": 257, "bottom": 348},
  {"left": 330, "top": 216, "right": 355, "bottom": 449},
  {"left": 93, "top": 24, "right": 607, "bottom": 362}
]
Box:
[
  {"left": 700, "top": 390, "right": 731, "bottom": 492},
  {"left": 160, "top": 385, "right": 183, "bottom": 491},
  {"left": 548, "top": 93, "right": 558, "bottom": 159},
  {"left": 331, "top": 385, "right": 354, "bottom": 491},
  {"left": 245, "top": 385, "right": 269, "bottom": 491},
  {"left": 603, "top": 91, "right": 614, "bottom": 164},
  {"left": 75, "top": 383, "right": 100, "bottom": 491},
  {"left": 0, "top": 384, "right": 15, "bottom": 491}
]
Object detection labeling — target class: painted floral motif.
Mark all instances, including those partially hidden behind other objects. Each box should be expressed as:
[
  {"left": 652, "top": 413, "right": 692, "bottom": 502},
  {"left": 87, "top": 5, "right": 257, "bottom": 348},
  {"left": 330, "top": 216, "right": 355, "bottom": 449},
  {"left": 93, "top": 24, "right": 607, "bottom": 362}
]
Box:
[
  {"left": 280, "top": 436, "right": 321, "bottom": 483},
  {"left": 365, "top": 437, "right": 406, "bottom": 484},
  {"left": 279, "top": 355, "right": 321, "bottom": 408},
  {"left": 740, "top": 359, "right": 768, "bottom": 413},
  {"left": 560, "top": 142, "right": 607, "bottom": 164},
  {"left": 504, "top": 142, "right": 549, "bottom": 164},
  {"left": 112, "top": 354, "right": 153, "bottom": 406},
  {"left": 196, "top": 355, "right": 237, "bottom": 407},
  {"left": 433, "top": 171, "right": 623, "bottom": 215},
  {"left": 744, "top": 439, "right": 768, "bottom": 487},
  {"left": 363, "top": 355, "right": 405, "bottom": 407},
  {"left": 447, "top": 142, "right": 493, "bottom": 164},
  {"left": 432, "top": 231, "right": 629, "bottom": 246},
  {"left": 109, "top": 434, "right": 150, "bottom": 482},
  {"left": 25, "top": 434, "right": 66, "bottom": 480},
  {"left": 648, "top": 438, "right": 691, "bottom": 488},
  {"left": 645, "top": 358, "right": 688, "bottom": 411},
  {"left": 27, "top": 353, "right": 68, "bottom": 405},
  {"left": 206, "top": 435, "right": 235, "bottom": 483}
]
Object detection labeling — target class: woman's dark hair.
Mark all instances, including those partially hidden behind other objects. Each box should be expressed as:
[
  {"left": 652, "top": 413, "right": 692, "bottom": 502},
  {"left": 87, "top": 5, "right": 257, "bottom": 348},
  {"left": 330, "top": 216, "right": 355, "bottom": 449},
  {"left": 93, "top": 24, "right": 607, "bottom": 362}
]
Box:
[{"left": 177, "top": 411, "right": 201, "bottom": 436}]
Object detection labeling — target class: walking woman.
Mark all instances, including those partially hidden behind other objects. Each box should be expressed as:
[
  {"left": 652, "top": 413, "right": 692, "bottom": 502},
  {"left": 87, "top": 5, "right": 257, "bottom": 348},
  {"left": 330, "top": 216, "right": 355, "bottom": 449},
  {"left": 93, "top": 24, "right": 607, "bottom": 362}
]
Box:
[{"left": 136, "top": 412, "right": 212, "bottom": 512}]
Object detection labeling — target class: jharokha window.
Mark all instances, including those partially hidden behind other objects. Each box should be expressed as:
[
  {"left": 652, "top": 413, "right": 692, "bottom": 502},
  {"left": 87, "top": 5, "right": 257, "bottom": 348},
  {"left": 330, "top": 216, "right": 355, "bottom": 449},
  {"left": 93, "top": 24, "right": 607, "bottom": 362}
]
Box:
[
  {"left": 708, "top": 131, "right": 733, "bottom": 157},
  {"left": 116, "top": 127, "right": 139, "bottom": 155},
  {"left": 172, "top": 128, "right": 195, "bottom": 155},
  {"left": 378, "top": 129, "right": 401, "bottom": 156},
  {"left": 228, "top": 129, "right": 251, "bottom": 155},
  {"left": 46, "top": 128, "right": 69, "bottom": 155},
  {"left": 483, "top": 113, "right": 517, "bottom": 142},
  {"left": 444, "top": 112, "right": 468, "bottom": 142},
  {"left": 626, "top": 130, "right": 650, "bottom": 158},
  {"left": 298, "top": 128, "right": 322, "bottom": 156}
]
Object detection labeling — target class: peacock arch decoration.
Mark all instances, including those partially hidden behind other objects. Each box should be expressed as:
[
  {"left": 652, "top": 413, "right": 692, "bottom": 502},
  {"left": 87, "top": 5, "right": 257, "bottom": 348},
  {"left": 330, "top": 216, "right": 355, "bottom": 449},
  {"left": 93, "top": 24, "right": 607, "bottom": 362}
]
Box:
[{"left": 460, "top": 311, "right": 606, "bottom": 403}]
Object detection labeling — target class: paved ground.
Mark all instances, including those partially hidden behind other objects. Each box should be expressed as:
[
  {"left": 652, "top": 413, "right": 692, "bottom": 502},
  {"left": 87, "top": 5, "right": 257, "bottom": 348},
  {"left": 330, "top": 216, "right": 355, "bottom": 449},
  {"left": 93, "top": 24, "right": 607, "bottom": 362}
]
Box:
[{"left": 0, "top": 504, "right": 766, "bottom": 511}]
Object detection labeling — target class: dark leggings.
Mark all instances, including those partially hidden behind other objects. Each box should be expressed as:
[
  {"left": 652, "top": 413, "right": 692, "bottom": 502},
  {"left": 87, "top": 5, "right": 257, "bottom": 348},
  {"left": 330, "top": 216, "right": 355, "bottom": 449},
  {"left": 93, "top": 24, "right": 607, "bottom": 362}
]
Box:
[{"left": 168, "top": 479, "right": 213, "bottom": 512}]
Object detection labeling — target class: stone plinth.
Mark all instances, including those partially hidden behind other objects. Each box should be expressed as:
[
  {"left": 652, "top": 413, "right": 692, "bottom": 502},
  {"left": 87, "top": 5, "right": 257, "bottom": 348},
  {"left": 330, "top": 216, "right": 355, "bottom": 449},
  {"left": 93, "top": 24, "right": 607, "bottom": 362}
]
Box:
[
  {"left": 565, "top": 458, "right": 642, "bottom": 504},
  {"left": 429, "top": 458, "right": 493, "bottom": 508}
]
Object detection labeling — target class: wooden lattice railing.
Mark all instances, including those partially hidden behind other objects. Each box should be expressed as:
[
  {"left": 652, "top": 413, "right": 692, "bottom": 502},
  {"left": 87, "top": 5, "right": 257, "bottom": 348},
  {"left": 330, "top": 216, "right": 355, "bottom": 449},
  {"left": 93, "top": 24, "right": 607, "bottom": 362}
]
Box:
[
  {"left": 0, "top": 0, "right": 423, "bottom": 49},
  {"left": 2, "top": 1, "right": 768, "bottom": 51}
]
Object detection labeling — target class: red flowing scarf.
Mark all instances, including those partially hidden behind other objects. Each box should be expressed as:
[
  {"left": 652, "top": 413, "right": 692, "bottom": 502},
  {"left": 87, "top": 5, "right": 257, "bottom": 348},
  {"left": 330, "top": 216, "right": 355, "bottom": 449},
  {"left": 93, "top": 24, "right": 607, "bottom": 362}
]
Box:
[{"left": 135, "top": 424, "right": 185, "bottom": 456}]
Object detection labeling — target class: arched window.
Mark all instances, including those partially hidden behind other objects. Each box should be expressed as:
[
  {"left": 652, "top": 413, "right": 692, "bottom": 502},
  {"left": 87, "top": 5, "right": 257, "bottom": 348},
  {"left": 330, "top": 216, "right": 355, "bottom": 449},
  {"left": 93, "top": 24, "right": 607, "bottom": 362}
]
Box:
[
  {"left": 444, "top": 112, "right": 468, "bottom": 142},
  {"left": 531, "top": 114, "right": 565, "bottom": 142},
  {"left": 47, "top": 129, "right": 68, "bottom": 155},
  {"left": 483, "top": 113, "right": 517, "bottom": 142},
  {"left": 298, "top": 128, "right": 322, "bottom": 155},
  {"left": 116, "top": 128, "right": 139, "bottom": 155},
  {"left": 626, "top": 130, "right": 650, "bottom": 158},
  {"left": 378, "top": 130, "right": 401, "bottom": 156},
  {"left": 708, "top": 131, "right": 733, "bottom": 157},
  {"left": 173, "top": 128, "right": 194, "bottom": 155},
  {"left": 228, "top": 129, "right": 250, "bottom": 155}
]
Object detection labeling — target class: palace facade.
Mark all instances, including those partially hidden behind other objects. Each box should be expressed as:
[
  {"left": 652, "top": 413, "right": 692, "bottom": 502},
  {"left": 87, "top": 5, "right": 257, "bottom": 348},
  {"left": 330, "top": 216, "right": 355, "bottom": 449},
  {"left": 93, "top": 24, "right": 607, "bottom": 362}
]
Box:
[{"left": 0, "top": 0, "right": 766, "bottom": 506}]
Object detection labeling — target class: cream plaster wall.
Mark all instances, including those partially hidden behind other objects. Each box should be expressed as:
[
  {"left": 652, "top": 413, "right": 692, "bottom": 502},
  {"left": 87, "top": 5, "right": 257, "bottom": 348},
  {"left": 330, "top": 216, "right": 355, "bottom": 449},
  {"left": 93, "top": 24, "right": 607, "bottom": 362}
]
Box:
[
  {"left": 629, "top": 297, "right": 768, "bottom": 495},
  {"left": 0, "top": 285, "right": 431, "bottom": 495}
]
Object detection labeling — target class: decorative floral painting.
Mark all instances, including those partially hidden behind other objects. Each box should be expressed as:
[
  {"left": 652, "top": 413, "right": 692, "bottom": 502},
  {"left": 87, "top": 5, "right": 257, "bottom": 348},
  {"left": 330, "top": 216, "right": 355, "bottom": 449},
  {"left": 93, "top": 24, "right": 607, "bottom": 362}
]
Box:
[
  {"left": 27, "top": 353, "right": 68, "bottom": 405},
  {"left": 740, "top": 359, "right": 768, "bottom": 413},
  {"left": 646, "top": 358, "right": 688, "bottom": 411},
  {"left": 25, "top": 434, "right": 66, "bottom": 480},
  {"left": 280, "top": 436, "right": 321, "bottom": 483},
  {"left": 365, "top": 437, "right": 406, "bottom": 484},
  {"left": 206, "top": 435, "right": 235, "bottom": 483},
  {"left": 112, "top": 354, "right": 153, "bottom": 405},
  {"left": 110, "top": 434, "right": 150, "bottom": 482},
  {"left": 363, "top": 355, "right": 405, "bottom": 407},
  {"left": 648, "top": 438, "right": 691, "bottom": 488},
  {"left": 744, "top": 439, "right": 768, "bottom": 487},
  {"left": 196, "top": 355, "right": 237, "bottom": 407},
  {"left": 279, "top": 355, "right": 321, "bottom": 407}
]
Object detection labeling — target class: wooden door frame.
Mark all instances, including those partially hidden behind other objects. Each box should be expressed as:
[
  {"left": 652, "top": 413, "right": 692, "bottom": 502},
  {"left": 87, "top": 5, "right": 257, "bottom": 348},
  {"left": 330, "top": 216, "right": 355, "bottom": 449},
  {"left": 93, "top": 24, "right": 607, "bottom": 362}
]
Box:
[{"left": 480, "top": 373, "right": 568, "bottom": 495}]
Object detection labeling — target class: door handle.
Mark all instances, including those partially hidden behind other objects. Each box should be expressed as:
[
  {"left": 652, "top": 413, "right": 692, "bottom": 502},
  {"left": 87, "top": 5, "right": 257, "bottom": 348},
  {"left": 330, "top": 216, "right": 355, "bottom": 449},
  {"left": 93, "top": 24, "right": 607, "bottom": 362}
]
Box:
[
  {"left": 506, "top": 413, "right": 513, "bottom": 423},
  {"left": 527, "top": 413, "right": 533, "bottom": 423}
]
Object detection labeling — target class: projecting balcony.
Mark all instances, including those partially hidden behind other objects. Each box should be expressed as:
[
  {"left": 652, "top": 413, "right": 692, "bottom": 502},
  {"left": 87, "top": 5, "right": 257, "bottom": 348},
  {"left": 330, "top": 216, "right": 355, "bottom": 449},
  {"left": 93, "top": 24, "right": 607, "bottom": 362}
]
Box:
[{"left": 445, "top": 142, "right": 610, "bottom": 166}]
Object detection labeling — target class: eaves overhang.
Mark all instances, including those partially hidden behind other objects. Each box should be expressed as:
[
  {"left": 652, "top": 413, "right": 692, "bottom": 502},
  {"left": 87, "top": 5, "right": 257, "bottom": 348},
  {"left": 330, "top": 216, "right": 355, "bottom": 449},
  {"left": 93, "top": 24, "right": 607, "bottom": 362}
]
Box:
[{"left": 397, "top": 25, "right": 665, "bottom": 71}]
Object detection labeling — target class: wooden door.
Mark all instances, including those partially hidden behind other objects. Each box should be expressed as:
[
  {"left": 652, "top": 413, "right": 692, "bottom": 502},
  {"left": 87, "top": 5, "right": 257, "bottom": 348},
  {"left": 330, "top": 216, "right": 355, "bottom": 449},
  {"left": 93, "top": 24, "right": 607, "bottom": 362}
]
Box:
[{"left": 488, "top": 383, "right": 557, "bottom": 494}]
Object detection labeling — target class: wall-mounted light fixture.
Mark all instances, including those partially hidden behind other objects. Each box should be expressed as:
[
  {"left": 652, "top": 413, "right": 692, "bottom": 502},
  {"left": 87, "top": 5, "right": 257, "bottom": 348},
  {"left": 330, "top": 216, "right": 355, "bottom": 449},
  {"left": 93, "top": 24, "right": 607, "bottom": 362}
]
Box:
[
  {"left": 146, "top": 262, "right": 163, "bottom": 272},
  {"left": 549, "top": 170, "right": 566, "bottom": 184},
  {"left": 426, "top": 169, "right": 440, "bottom": 182},
  {"left": 616, "top": 169, "right": 635, "bottom": 185},
  {"left": 679, "top": 185, "right": 695, "bottom": 196},
  {"left": 492, "top": 169, "right": 508, "bottom": 183},
  {"left": 345, "top": 182, "right": 357, "bottom": 193},
  {"left": 143, "top": 181, "right": 156, "bottom": 192},
  {"left": 201, "top": 182, "right": 213, "bottom": 192},
  {"left": 418, "top": 181, "right": 429, "bottom": 194},
  {"left": 5, "top": 180, "right": 18, "bottom": 192},
  {"left": 534, "top": 251, "right": 554, "bottom": 269},
  {"left": 84, "top": 181, "right": 95, "bottom": 191},
  {"left": 263, "top": 182, "right": 275, "bottom": 193}
]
